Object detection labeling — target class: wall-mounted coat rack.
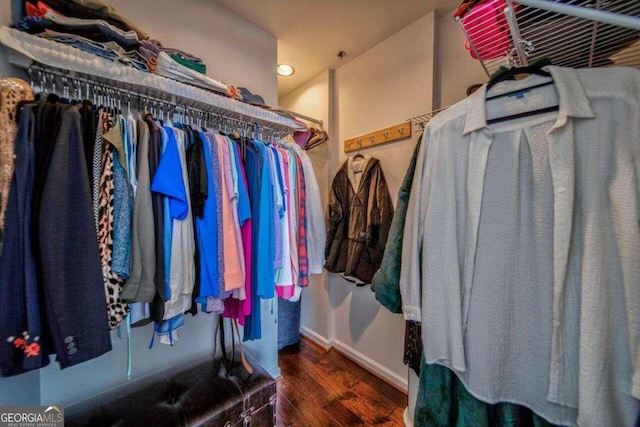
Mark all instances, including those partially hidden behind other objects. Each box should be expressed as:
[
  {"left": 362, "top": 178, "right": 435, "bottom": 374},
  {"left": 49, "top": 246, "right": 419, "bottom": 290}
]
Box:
[{"left": 344, "top": 121, "right": 411, "bottom": 153}]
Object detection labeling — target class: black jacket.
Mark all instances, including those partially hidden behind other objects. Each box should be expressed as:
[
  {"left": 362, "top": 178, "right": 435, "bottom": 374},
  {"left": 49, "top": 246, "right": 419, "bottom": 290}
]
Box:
[{"left": 324, "top": 157, "right": 394, "bottom": 284}]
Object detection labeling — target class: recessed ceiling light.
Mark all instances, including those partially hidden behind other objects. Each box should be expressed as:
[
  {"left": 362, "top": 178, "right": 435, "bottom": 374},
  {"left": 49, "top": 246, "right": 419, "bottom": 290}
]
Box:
[{"left": 277, "top": 64, "right": 295, "bottom": 77}]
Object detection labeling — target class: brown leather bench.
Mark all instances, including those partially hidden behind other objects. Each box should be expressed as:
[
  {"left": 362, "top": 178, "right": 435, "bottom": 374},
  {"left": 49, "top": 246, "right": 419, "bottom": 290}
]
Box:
[{"left": 65, "top": 352, "right": 277, "bottom": 427}]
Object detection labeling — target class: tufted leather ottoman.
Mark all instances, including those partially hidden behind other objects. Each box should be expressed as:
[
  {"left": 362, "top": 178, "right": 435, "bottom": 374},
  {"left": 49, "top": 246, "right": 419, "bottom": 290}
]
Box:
[{"left": 65, "top": 352, "right": 277, "bottom": 426}]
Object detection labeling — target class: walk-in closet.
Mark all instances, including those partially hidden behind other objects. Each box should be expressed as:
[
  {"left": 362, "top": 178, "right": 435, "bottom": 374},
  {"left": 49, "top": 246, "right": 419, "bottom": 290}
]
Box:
[{"left": 0, "top": 1, "right": 639, "bottom": 426}]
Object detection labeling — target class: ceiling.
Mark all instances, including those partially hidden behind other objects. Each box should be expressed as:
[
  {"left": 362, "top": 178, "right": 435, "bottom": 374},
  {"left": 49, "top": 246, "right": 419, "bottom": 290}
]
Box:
[{"left": 214, "top": 0, "right": 457, "bottom": 98}]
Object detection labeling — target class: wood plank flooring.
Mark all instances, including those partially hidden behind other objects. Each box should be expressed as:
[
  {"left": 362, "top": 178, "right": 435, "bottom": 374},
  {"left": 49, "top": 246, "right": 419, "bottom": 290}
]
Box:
[{"left": 277, "top": 338, "right": 407, "bottom": 426}]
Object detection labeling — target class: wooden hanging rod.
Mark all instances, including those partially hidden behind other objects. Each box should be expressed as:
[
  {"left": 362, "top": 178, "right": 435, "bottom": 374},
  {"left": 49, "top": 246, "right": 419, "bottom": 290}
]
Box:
[{"left": 344, "top": 121, "right": 412, "bottom": 153}]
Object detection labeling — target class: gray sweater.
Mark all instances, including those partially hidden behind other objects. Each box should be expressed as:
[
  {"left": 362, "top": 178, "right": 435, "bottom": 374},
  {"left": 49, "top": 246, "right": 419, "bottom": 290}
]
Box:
[{"left": 122, "top": 119, "right": 156, "bottom": 302}]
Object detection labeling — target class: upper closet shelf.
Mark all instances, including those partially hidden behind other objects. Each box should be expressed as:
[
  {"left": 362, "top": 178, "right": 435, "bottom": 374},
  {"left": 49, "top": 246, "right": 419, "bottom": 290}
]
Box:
[
  {"left": 0, "top": 26, "right": 306, "bottom": 132},
  {"left": 457, "top": 0, "right": 640, "bottom": 77}
]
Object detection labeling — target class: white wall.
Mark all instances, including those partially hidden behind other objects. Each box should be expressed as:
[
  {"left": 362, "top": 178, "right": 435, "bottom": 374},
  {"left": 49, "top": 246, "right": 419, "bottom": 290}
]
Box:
[
  {"left": 0, "top": 0, "right": 281, "bottom": 405},
  {"left": 279, "top": 8, "right": 488, "bottom": 396},
  {"left": 279, "top": 70, "right": 334, "bottom": 346},
  {"left": 436, "top": 9, "right": 486, "bottom": 108},
  {"left": 0, "top": 2, "right": 20, "bottom": 78},
  {"left": 329, "top": 12, "right": 437, "bottom": 391},
  {"left": 278, "top": 13, "right": 438, "bottom": 392},
  {"left": 0, "top": 0, "right": 277, "bottom": 105},
  {"left": 108, "top": 0, "right": 278, "bottom": 106}
]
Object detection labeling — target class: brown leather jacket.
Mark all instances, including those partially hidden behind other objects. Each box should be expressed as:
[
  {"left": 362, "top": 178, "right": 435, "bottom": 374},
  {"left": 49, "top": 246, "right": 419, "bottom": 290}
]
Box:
[{"left": 324, "top": 157, "right": 394, "bottom": 284}]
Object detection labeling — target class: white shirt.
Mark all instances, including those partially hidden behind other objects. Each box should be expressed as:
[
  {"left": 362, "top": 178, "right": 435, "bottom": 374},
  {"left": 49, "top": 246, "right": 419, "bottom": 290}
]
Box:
[
  {"left": 281, "top": 141, "right": 327, "bottom": 274},
  {"left": 400, "top": 66, "right": 640, "bottom": 426},
  {"left": 164, "top": 128, "right": 194, "bottom": 320}
]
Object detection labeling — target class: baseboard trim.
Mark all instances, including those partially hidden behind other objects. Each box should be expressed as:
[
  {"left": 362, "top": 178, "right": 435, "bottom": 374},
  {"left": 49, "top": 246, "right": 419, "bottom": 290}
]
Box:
[
  {"left": 331, "top": 339, "right": 408, "bottom": 393},
  {"left": 299, "top": 326, "right": 333, "bottom": 350},
  {"left": 403, "top": 406, "right": 412, "bottom": 427},
  {"left": 297, "top": 328, "right": 408, "bottom": 393}
]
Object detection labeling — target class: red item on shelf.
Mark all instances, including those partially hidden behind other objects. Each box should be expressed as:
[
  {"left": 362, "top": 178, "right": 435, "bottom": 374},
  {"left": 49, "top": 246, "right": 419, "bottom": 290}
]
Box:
[{"left": 460, "top": 0, "right": 516, "bottom": 60}]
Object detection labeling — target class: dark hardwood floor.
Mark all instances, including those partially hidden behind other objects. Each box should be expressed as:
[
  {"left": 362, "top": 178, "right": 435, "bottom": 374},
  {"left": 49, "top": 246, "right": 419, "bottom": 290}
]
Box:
[{"left": 277, "top": 337, "right": 407, "bottom": 426}]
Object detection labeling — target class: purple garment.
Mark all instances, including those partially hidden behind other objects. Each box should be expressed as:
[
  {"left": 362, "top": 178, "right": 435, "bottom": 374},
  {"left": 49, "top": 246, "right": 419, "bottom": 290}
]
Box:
[
  {"left": 206, "top": 296, "right": 225, "bottom": 314},
  {"left": 265, "top": 149, "right": 282, "bottom": 270},
  {"left": 138, "top": 45, "right": 156, "bottom": 61},
  {"left": 140, "top": 39, "right": 203, "bottom": 63}
]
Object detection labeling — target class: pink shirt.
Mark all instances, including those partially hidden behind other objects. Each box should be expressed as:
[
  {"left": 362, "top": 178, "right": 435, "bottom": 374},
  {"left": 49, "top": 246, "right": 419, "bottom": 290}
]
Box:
[
  {"left": 216, "top": 135, "right": 243, "bottom": 291},
  {"left": 224, "top": 145, "right": 252, "bottom": 324}
]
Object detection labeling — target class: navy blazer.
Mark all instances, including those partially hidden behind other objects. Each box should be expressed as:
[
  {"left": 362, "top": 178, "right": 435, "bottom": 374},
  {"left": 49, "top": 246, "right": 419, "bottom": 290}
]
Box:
[{"left": 38, "top": 106, "right": 111, "bottom": 369}]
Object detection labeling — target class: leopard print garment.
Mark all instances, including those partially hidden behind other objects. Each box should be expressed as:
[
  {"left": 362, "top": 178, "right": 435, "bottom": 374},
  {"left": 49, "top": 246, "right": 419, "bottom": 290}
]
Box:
[
  {"left": 0, "top": 79, "right": 34, "bottom": 253},
  {"left": 98, "top": 142, "right": 129, "bottom": 329}
]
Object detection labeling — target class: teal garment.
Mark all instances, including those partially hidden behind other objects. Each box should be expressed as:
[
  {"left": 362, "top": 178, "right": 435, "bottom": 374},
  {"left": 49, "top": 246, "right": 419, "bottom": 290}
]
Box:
[
  {"left": 370, "top": 136, "right": 422, "bottom": 313},
  {"left": 415, "top": 357, "right": 558, "bottom": 427},
  {"left": 170, "top": 54, "right": 207, "bottom": 74}
]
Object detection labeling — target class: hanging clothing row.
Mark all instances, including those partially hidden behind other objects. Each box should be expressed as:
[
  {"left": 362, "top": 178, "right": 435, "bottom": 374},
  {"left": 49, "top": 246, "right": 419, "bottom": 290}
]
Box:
[{"left": 0, "top": 82, "right": 326, "bottom": 377}]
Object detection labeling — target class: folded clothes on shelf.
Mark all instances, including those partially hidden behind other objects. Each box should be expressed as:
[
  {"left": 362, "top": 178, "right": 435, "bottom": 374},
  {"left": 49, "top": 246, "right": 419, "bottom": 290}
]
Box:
[
  {"left": 39, "top": 29, "right": 149, "bottom": 71},
  {"left": 42, "top": 9, "right": 140, "bottom": 48},
  {"left": 170, "top": 53, "right": 206, "bottom": 75},
  {"left": 17, "top": 6, "right": 140, "bottom": 48},
  {"left": 11, "top": 2, "right": 265, "bottom": 103},
  {"left": 19, "top": 0, "right": 148, "bottom": 39},
  {"left": 156, "top": 51, "right": 229, "bottom": 95},
  {"left": 139, "top": 39, "right": 204, "bottom": 65}
]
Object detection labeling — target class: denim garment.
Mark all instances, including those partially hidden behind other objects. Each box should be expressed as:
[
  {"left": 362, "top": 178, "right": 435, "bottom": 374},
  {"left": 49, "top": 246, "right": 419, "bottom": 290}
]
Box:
[
  {"left": 15, "top": 16, "right": 46, "bottom": 33},
  {"left": 47, "top": 35, "right": 119, "bottom": 60},
  {"left": 30, "top": 28, "right": 150, "bottom": 72},
  {"left": 111, "top": 150, "right": 131, "bottom": 280}
]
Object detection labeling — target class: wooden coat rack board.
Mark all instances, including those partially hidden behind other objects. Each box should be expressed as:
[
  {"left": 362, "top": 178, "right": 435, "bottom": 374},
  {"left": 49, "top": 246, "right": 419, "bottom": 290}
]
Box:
[{"left": 344, "top": 121, "right": 412, "bottom": 153}]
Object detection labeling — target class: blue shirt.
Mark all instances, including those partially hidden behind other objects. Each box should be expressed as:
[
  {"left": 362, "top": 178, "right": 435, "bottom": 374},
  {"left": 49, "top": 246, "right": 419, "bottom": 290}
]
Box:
[
  {"left": 255, "top": 141, "right": 275, "bottom": 299},
  {"left": 265, "top": 148, "right": 282, "bottom": 270},
  {"left": 151, "top": 127, "right": 188, "bottom": 300},
  {"left": 232, "top": 141, "right": 251, "bottom": 225},
  {"left": 243, "top": 141, "right": 263, "bottom": 340},
  {"left": 268, "top": 146, "right": 286, "bottom": 217},
  {"left": 195, "top": 131, "right": 219, "bottom": 300}
]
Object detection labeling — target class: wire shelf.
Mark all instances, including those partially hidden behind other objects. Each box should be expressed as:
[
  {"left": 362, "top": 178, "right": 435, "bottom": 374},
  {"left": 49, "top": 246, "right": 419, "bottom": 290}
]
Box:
[
  {"left": 0, "top": 27, "right": 307, "bottom": 132},
  {"left": 408, "top": 107, "right": 448, "bottom": 131},
  {"left": 457, "top": 0, "right": 640, "bottom": 76}
]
